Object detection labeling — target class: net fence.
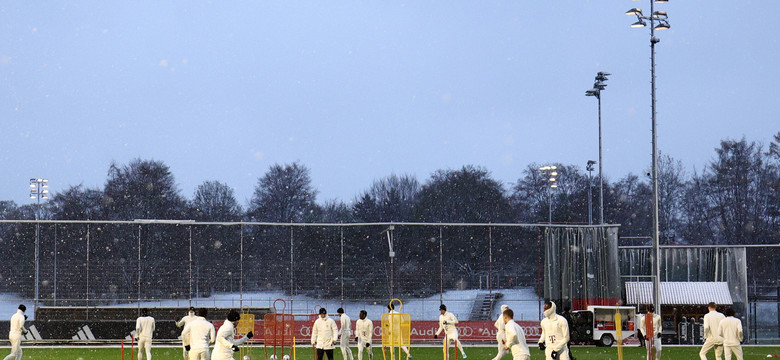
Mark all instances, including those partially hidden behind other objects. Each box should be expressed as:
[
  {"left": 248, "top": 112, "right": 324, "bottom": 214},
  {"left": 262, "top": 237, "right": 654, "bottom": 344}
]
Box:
[{"left": 0, "top": 221, "right": 547, "bottom": 321}]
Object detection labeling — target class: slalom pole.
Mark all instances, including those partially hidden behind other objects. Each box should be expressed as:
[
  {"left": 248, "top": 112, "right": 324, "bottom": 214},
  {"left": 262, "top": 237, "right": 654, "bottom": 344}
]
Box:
[
  {"left": 121, "top": 340, "right": 124, "bottom": 360},
  {"left": 293, "top": 337, "right": 297, "bottom": 360},
  {"left": 130, "top": 336, "right": 135, "bottom": 360},
  {"left": 442, "top": 334, "right": 447, "bottom": 360}
]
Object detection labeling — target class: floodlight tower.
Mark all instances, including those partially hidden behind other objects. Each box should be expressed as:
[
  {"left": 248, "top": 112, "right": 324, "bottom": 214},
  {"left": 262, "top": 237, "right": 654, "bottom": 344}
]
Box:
[
  {"left": 539, "top": 166, "right": 559, "bottom": 223},
  {"left": 29, "top": 178, "right": 49, "bottom": 310},
  {"left": 585, "top": 72, "right": 610, "bottom": 225},
  {"left": 626, "top": 0, "right": 670, "bottom": 314}
]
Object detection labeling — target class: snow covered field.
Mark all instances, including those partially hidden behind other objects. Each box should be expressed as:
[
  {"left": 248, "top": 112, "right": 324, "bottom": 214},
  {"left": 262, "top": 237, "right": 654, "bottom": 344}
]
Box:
[{"left": 0, "top": 288, "right": 543, "bottom": 321}]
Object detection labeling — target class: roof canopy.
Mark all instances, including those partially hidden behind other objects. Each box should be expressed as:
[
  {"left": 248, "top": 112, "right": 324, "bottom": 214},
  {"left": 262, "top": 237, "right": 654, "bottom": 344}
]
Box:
[{"left": 625, "top": 281, "right": 733, "bottom": 305}]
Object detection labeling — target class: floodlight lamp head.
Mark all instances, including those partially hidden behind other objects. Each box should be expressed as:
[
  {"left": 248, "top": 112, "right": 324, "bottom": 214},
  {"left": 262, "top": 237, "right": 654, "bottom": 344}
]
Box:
[
  {"left": 655, "top": 21, "right": 670, "bottom": 30},
  {"left": 585, "top": 90, "right": 598, "bottom": 97},
  {"left": 625, "top": 8, "right": 642, "bottom": 16},
  {"left": 631, "top": 20, "right": 647, "bottom": 28},
  {"left": 652, "top": 11, "right": 668, "bottom": 18},
  {"left": 655, "top": 0, "right": 668, "bottom": 3}
]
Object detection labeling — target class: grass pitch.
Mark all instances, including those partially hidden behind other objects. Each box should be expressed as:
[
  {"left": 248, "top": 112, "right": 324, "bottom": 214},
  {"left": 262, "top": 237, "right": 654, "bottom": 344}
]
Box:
[{"left": 5, "top": 345, "right": 780, "bottom": 360}]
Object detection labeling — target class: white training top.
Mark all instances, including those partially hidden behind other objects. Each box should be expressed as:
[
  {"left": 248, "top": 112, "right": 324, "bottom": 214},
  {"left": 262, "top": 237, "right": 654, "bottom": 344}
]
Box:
[
  {"left": 312, "top": 316, "right": 339, "bottom": 350},
  {"left": 135, "top": 316, "right": 156, "bottom": 339},
  {"left": 717, "top": 316, "right": 743, "bottom": 347},
  {"left": 339, "top": 314, "right": 353, "bottom": 337},
  {"left": 176, "top": 313, "right": 197, "bottom": 329},
  {"left": 494, "top": 315, "right": 506, "bottom": 341},
  {"left": 539, "top": 302, "right": 569, "bottom": 352},
  {"left": 8, "top": 310, "right": 27, "bottom": 338},
  {"left": 181, "top": 317, "right": 215, "bottom": 351},
  {"left": 504, "top": 320, "right": 530, "bottom": 356},
  {"left": 703, "top": 310, "right": 726, "bottom": 343},
  {"left": 436, "top": 311, "right": 459, "bottom": 336},
  {"left": 355, "top": 318, "right": 373, "bottom": 343},
  {"left": 638, "top": 314, "right": 662, "bottom": 338},
  {"left": 212, "top": 321, "right": 249, "bottom": 360}
]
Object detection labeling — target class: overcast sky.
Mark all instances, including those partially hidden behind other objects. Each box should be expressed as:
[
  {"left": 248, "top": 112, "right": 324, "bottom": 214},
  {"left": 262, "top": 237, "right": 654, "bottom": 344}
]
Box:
[{"left": 1, "top": 1, "right": 777, "bottom": 207}]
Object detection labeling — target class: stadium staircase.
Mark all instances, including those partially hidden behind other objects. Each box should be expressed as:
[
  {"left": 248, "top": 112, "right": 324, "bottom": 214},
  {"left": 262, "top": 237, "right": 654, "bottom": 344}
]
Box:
[{"left": 469, "top": 292, "right": 503, "bottom": 320}]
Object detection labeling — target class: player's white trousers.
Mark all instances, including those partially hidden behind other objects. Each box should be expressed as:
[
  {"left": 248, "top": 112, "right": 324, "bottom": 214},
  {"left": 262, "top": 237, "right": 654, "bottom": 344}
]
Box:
[
  {"left": 138, "top": 337, "right": 153, "bottom": 360},
  {"left": 2, "top": 335, "right": 22, "bottom": 360},
  {"left": 188, "top": 348, "right": 209, "bottom": 360},
  {"left": 340, "top": 337, "right": 354, "bottom": 360},
  {"left": 182, "top": 346, "right": 189, "bottom": 360},
  {"left": 357, "top": 340, "right": 372, "bottom": 360},
  {"left": 723, "top": 345, "right": 743, "bottom": 360},
  {"left": 544, "top": 346, "right": 569, "bottom": 360},
  {"left": 444, "top": 331, "right": 465, "bottom": 356},
  {"left": 699, "top": 340, "right": 723, "bottom": 360},
  {"left": 510, "top": 346, "right": 529, "bottom": 360},
  {"left": 491, "top": 336, "right": 507, "bottom": 360},
  {"left": 646, "top": 339, "right": 661, "bottom": 360}
]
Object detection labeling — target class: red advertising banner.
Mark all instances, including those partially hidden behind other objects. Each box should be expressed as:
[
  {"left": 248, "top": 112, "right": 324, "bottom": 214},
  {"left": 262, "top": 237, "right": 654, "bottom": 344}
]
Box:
[{"left": 218, "top": 320, "right": 543, "bottom": 344}]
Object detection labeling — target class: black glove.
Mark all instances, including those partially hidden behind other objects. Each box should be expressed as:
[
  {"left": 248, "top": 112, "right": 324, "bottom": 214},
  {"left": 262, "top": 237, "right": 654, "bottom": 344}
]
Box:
[
  {"left": 433, "top": 334, "right": 438, "bottom": 339},
  {"left": 538, "top": 342, "right": 546, "bottom": 351},
  {"left": 232, "top": 345, "right": 240, "bottom": 352},
  {"left": 355, "top": 337, "right": 359, "bottom": 342},
  {"left": 365, "top": 343, "right": 371, "bottom": 348},
  {"left": 184, "top": 345, "right": 191, "bottom": 351},
  {"left": 247, "top": 331, "right": 254, "bottom": 339},
  {"left": 551, "top": 350, "right": 559, "bottom": 359},
  {"left": 24, "top": 315, "right": 28, "bottom": 320},
  {"left": 645, "top": 335, "right": 652, "bottom": 341}
]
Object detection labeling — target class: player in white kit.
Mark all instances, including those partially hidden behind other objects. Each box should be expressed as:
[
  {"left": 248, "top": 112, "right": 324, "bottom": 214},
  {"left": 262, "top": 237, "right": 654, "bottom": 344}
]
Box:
[
  {"left": 492, "top": 305, "right": 510, "bottom": 360},
  {"left": 2, "top": 305, "right": 28, "bottom": 360},
  {"left": 538, "top": 301, "right": 570, "bottom": 360},
  {"left": 212, "top": 309, "right": 253, "bottom": 360},
  {"left": 717, "top": 308, "right": 743, "bottom": 360},
  {"left": 135, "top": 308, "right": 156, "bottom": 360},
  {"left": 336, "top": 308, "right": 355, "bottom": 360},
  {"left": 176, "top": 307, "right": 198, "bottom": 360},
  {"left": 639, "top": 304, "right": 662, "bottom": 360},
  {"left": 503, "top": 308, "right": 530, "bottom": 360},
  {"left": 181, "top": 308, "right": 215, "bottom": 360},
  {"left": 700, "top": 302, "right": 725, "bottom": 360},
  {"left": 434, "top": 304, "right": 466, "bottom": 359},
  {"left": 355, "top": 310, "right": 373, "bottom": 360},
  {"left": 386, "top": 304, "right": 411, "bottom": 359}
]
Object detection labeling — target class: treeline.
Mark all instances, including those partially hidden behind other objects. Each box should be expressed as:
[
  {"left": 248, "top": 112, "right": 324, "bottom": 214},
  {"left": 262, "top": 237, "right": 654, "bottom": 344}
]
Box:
[{"left": 0, "top": 134, "right": 778, "bottom": 301}]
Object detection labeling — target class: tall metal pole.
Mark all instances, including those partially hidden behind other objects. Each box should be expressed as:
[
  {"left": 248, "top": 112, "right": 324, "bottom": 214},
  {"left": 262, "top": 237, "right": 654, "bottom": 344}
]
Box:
[
  {"left": 488, "top": 227, "right": 493, "bottom": 295},
  {"left": 53, "top": 224, "right": 57, "bottom": 306},
  {"left": 649, "top": 0, "right": 662, "bottom": 315},
  {"left": 137, "top": 225, "right": 142, "bottom": 309},
  {"left": 587, "top": 166, "right": 593, "bottom": 225},
  {"left": 548, "top": 188, "right": 553, "bottom": 224},
  {"left": 340, "top": 226, "right": 344, "bottom": 307},
  {"left": 439, "top": 227, "right": 443, "bottom": 304},
  {"left": 86, "top": 224, "right": 90, "bottom": 314},
  {"left": 34, "top": 198, "right": 40, "bottom": 310},
  {"left": 188, "top": 226, "right": 193, "bottom": 307},
  {"left": 598, "top": 94, "right": 605, "bottom": 224}
]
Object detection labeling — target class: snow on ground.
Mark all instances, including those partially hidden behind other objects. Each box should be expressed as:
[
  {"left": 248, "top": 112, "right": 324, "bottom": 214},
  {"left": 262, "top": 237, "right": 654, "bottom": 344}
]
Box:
[
  {"left": 105, "top": 288, "right": 542, "bottom": 321},
  {"left": 0, "top": 294, "right": 32, "bottom": 320},
  {"left": 0, "top": 288, "right": 542, "bottom": 322}
]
